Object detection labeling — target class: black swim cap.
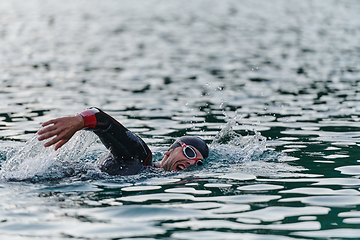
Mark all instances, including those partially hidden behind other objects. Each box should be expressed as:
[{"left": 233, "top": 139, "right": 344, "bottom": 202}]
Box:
[{"left": 169, "top": 136, "right": 209, "bottom": 159}]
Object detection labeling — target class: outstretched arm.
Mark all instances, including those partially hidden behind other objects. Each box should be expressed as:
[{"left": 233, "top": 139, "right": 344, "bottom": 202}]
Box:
[
  {"left": 37, "top": 115, "right": 85, "bottom": 150},
  {"left": 79, "top": 108, "right": 152, "bottom": 167},
  {"left": 37, "top": 108, "right": 152, "bottom": 169}
]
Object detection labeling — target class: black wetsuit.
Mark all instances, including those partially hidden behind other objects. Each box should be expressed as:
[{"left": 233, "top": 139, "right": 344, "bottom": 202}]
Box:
[{"left": 80, "top": 108, "right": 152, "bottom": 175}]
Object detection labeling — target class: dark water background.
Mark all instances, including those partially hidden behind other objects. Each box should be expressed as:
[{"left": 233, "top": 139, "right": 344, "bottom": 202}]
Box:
[{"left": 1, "top": 0, "right": 360, "bottom": 239}]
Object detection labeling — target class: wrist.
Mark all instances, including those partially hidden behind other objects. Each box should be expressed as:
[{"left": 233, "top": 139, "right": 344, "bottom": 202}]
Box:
[
  {"left": 79, "top": 110, "right": 97, "bottom": 129},
  {"left": 75, "top": 114, "right": 85, "bottom": 130}
]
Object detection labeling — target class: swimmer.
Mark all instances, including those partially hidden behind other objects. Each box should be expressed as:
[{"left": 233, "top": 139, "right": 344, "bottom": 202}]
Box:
[{"left": 37, "top": 108, "right": 209, "bottom": 175}]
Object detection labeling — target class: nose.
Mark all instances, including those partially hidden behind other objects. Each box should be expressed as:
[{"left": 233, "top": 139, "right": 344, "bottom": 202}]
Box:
[{"left": 186, "top": 159, "right": 197, "bottom": 166}]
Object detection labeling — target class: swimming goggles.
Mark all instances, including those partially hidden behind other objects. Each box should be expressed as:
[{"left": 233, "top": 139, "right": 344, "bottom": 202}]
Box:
[{"left": 177, "top": 140, "right": 203, "bottom": 166}]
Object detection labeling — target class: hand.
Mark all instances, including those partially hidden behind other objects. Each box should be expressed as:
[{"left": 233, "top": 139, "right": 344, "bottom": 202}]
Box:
[{"left": 37, "top": 115, "right": 85, "bottom": 150}]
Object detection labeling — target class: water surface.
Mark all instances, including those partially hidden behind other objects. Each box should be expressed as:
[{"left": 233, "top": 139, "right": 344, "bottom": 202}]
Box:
[{"left": 1, "top": 0, "right": 360, "bottom": 239}]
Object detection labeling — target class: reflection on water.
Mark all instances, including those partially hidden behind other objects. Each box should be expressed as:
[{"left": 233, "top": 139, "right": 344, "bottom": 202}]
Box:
[{"left": 1, "top": 0, "right": 360, "bottom": 239}]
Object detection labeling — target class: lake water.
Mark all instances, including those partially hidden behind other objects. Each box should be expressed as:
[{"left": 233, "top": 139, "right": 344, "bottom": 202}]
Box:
[{"left": 1, "top": 0, "right": 360, "bottom": 239}]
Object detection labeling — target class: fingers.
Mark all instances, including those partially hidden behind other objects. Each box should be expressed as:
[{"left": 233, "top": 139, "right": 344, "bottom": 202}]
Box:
[
  {"left": 43, "top": 130, "right": 70, "bottom": 147},
  {"left": 38, "top": 117, "right": 67, "bottom": 141},
  {"left": 38, "top": 124, "right": 67, "bottom": 148},
  {"left": 54, "top": 139, "right": 69, "bottom": 151},
  {"left": 41, "top": 119, "right": 57, "bottom": 127},
  {"left": 37, "top": 116, "right": 81, "bottom": 150},
  {"left": 43, "top": 134, "right": 63, "bottom": 148},
  {"left": 38, "top": 126, "right": 62, "bottom": 141},
  {"left": 38, "top": 125, "right": 57, "bottom": 137},
  {"left": 38, "top": 118, "right": 59, "bottom": 136}
]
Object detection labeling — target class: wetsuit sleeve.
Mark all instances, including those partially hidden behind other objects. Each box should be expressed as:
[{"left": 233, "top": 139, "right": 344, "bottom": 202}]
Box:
[{"left": 79, "top": 108, "right": 152, "bottom": 168}]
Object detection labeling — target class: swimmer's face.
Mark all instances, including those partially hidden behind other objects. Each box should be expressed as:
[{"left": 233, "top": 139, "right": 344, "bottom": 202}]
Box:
[{"left": 159, "top": 146, "right": 204, "bottom": 171}]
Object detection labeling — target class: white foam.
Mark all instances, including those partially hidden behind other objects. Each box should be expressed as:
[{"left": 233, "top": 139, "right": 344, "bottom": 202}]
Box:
[{"left": 0, "top": 130, "right": 98, "bottom": 181}]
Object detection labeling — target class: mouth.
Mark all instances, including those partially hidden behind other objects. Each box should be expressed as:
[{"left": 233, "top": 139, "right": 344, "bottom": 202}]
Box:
[{"left": 174, "top": 163, "right": 186, "bottom": 171}]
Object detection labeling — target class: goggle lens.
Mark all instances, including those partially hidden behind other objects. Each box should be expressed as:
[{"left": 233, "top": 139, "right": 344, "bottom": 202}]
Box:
[
  {"left": 177, "top": 140, "right": 204, "bottom": 166},
  {"left": 184, "top": 146, "right": 196, "bottom": 158}
]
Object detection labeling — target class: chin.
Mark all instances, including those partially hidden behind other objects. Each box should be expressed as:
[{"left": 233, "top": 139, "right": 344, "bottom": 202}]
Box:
[{"left": 163, "top": 163, "right": 173, "bottom": 172}]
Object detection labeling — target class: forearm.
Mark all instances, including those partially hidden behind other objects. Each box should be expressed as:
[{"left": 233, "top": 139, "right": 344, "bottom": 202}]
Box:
[{"left": 79, "top": 107, "right": 152, "bottom": 166}]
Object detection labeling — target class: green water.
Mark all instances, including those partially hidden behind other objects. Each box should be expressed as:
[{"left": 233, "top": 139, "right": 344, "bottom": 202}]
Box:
[{"left": 1, "top": 0, "right": 360, "bottom": 239}]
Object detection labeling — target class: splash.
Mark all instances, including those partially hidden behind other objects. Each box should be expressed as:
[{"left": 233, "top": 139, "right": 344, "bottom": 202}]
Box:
[
  {"left": 198, "top": 117, "right": 306, "bottom": 177},
  {"left": 211, "top": 117, "right": 267, "bottom": 163},
  {"left": 0, "top": 130, "right": 99, "bottom": 181},
  {"left": 0, "top": 117, "right": 290, "bottom": 182}
]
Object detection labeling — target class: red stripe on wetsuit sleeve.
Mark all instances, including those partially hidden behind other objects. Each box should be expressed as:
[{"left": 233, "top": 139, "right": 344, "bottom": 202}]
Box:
[
  {"left": 80, "top": 110, "right": 97, "bottom": 129},
  {"left": 144, "top": 151, "right": 152, "bottom": 167}
]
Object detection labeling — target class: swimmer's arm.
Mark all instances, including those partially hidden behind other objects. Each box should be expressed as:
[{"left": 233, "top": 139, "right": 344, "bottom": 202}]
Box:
[
  {"left": 79, "top": 108, "right": 153, "bottom": 167},
  {"left": 37, "top": 115, "right": 85, "bottom": 150},
  {"left": 38, "top": 108, "right": 152, "bottom": 167}
]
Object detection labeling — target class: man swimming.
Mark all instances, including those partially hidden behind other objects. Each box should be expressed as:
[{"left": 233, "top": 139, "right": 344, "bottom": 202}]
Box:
[{"left": 37, "top": 108, "right": 209, "bottom": 175}]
